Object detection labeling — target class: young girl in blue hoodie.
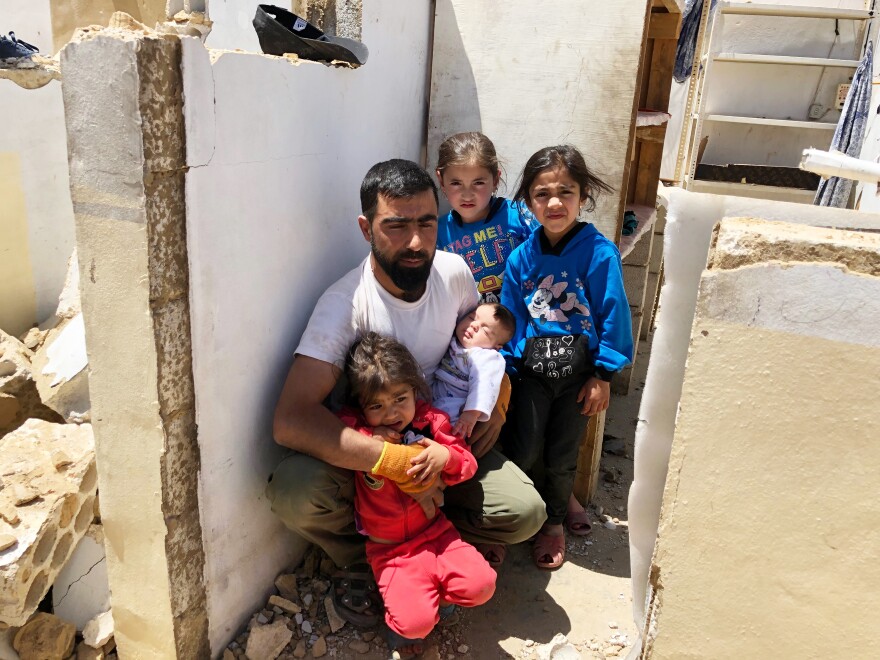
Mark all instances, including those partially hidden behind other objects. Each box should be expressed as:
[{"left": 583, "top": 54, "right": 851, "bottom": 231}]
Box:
[{"left": 500, "top": 145, "right": 633, "bottom": 570}]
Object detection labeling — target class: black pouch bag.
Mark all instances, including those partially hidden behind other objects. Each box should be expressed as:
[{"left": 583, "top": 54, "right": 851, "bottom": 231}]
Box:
[{"left": 522, "top": 335, "right": 592, "bottom": 380}]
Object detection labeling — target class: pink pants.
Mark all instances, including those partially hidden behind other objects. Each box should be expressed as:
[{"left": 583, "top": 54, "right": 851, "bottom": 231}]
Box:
[{"left": 366, "top": 517, "right": 497, "bottom": 639}]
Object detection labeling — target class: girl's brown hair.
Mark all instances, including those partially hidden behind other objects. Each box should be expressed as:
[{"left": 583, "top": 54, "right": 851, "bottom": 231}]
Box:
[
  {"left": 514, "top": 145, "right": 613, "bottom": 213},
  {"left": 345, "top": 332, "right": 430, "bottom": 405},
  {"left": 436, "top": 132, "right": 502, "bottom": 185}
]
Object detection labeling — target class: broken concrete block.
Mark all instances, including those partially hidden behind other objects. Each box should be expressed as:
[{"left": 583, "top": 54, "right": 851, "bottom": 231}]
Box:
[
  {"left": 55, "top": 248, "right": 82, "bottom": 323},
  {"left": 82, "top": 610, "right": 113, "bottom": 648},
  {"left": 19, "top": 327, "right": 48, "bottom": 352},
  {"left": 646, "top": 218, "right": 880, "bottom": 658},
  {"left": 0, "top": 420, "right": 96, "bottom": 627},
  {"left": 52, "top": 524, "right": 110, "bottom": 631},
  {"left": 32, "top": 313, "right": 90, "bottom": 423},
  {"left": 274, "top": 573, "right": 299, "bottom": 601},
  {"left": 77, "top": 640, "right": 104, "bottom": 659},
  {"left": 12, "top": 612, "right": 76, "bottom": 660},
  {"left": 244, "top": 620, "right": 292, "bottom": 660},
  {"left": 0, "top": 331, "right": 64, "bottom": 435}
]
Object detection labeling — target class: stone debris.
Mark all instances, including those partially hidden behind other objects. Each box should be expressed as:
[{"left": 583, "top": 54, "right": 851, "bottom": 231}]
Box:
[
  {"left": 20, "top": 327, "right": 48, "bottom": 352},
  {"left": 32, "top": 313, "right": 90, "bottom": 424},
  {"left": 13, "top": 612, "right": 76, "bottom": 660},
  {"left": 275, "top": 573, "right": 299, "bottom": 601},
  {"left": 536, "top": 633, "right": 579, "bottom": 660},
  {"left": 245, "top": 619, "right": 293, "bottom": 660},
  {"left": 0, "top": 330, "right": 64, "bottom": 435},
  {"left": 323, "top": 595, "right": 346, "bottom": 633},
  {"left": 269, "top": 595, "right": 302, "bottom": 614},
  {"left": 53, "top": 248, "right": 81, "bottom": 324},
  {"left": 311, "top": 635, "right": 327, "bottom": 657},
  {"left": 348, "top": 638, "right": 370, "bottom": 653},
  {"left": 82, "top": 610, "right": 113, "bottom": 648},
  {"left": 0, "top": 420, "right": 97, "bottom": 627},
  {"left": 76, "top": 640, "right": 104, "bottom": 659}
]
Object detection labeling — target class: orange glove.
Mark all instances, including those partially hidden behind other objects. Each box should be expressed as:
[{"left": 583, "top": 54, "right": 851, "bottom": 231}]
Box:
[{"left": 371, "top": 442, "right": 438, "bottom": 494}]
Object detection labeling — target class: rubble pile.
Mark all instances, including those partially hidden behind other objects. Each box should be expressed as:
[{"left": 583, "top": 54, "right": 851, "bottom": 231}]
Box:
[
  {"left": 1, "top": 248, "right": 110, "bottom": 658},
  {"left": 224, "top": 547, "right": 474, "bottom": 660}
]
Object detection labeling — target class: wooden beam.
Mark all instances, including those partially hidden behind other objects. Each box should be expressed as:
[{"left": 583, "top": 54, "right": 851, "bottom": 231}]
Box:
[
  {"left": 649, "top": 12, "right": 681, "bottom": 40},
  {"left": 633, "top": 141, "right": 664, "bottom": 207},
  {"left": 636, "top": 123, "right": 667, "bottom": 143},
  {"left": 646, "top": 38, "right": 677, "bottom": 109},
  {"left": 573, "top": 411, "right": 606, "bottom": 505}
]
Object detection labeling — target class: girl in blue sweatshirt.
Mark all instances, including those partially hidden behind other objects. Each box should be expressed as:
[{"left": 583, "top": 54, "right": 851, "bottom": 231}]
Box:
[{"left": 500, "top": 145, "right": 633, "bottom": 570}]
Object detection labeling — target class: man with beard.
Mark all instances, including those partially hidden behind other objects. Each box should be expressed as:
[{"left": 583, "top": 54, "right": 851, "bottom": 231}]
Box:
[{"left": 268, "top": 159, "right": 546, "bottom": 626}]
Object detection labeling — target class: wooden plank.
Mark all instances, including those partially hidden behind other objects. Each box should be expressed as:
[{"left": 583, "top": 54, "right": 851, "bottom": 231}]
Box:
[
  {"left": 633, "top": 140, "right": 664, "bottom": 207},
  {"left": 636, "top": 123, "right": 667, "bottom": 143},
  {"left": 573, "top": 411, "right": 606, "bottom": 505},
  {"left": 649, "top": 11, "right": 681, "bottom": 40},
  {"left": 646, "top": 38, "right": 677, "bottom": 109}
]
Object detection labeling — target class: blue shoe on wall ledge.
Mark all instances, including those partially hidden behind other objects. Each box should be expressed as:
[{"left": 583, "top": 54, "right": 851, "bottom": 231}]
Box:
[{"left": 0, "top": 32, "right": 38, "bottom": 61}]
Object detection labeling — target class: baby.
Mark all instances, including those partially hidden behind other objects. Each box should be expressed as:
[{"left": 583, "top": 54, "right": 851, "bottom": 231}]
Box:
[{"left": 432, "top": 302, "right": 516, "bottom": 438}]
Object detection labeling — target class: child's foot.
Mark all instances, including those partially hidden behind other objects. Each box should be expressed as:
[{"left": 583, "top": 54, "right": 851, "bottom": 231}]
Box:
[
  {"left": 564, "top": 493, "right": 593, "bottom": 537},
  {"left": 385, "top": 627, "right": 424, "bottom": 658},
  {"left": 437, "top": 603, "right": 459, "bottom": 627},
  {"left": 532, "top": 524, "right": 565, "bottom": 569}
]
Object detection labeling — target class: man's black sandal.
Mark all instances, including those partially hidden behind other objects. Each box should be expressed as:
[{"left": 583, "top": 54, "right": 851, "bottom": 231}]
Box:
[{"left": 330, "top": 563, "right": 381, "bottom": 628}]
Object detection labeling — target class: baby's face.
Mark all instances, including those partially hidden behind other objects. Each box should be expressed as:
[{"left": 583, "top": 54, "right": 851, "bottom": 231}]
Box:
[{"left": 455, "top": 305, "right": 509, "bottom": 350}]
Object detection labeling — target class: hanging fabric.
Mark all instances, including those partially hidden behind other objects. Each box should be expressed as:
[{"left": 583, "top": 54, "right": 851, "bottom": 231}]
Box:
[{"left": 815, "top": 42, "right": 874, "bottom": 207}]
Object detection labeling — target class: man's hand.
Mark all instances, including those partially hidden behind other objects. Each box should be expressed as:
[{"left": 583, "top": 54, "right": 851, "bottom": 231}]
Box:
[
  {"left": 408, "top": 478, "right": 446, "bottom": 518},
  {"left": 576, "top": 376, "right": 610, "bottom": 416},
  {"left": 468, "top": 407, "right": 504, "bottom": 458},
  {"left": 406, "top": 438, "right": 450, "bottom": 483},
  {"left": 453, "top": 410, "right": 481, "bottom": 439}
]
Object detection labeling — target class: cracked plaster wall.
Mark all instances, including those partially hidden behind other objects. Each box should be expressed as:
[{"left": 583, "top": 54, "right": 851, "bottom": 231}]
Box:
[
  {"left": 180, "top": 0, "right": 431, "bottom": 651},
  {"left": 644, "top": 217, "right": 880, "bottom": 657},
  {"left": 628, "top": 188, "right": 880, "bottom": 644}
]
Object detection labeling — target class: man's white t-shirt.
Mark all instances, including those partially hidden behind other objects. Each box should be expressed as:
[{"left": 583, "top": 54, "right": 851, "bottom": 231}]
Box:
[{"left": 296, "top": 251, "right": 480, "bottom": 382}]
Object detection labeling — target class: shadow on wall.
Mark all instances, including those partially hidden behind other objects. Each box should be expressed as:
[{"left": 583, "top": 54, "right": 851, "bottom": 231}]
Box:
[{"left": 427, "top": 1, "right": 481, "bottom": 215}]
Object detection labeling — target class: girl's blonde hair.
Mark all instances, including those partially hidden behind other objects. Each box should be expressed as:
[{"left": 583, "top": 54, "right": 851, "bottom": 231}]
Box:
[
  {"left": 345, "top": 332, "right": 431, "bottom": 406},
  {"left": 436, "top": 132, "right": 501, "bottom": 183}
]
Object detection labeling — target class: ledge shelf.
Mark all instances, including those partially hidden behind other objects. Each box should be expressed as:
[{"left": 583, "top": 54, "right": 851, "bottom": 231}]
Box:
[
  {"left": 713, "top": 52, "right": 860, "bottom": 67},
  {"left": 619, "top": 204, "right": 657, "bottom": 260},
  {"left": 719, "top": 2, "right": 872, "bottom": 20},
  {"left": 705, "top": 114, "right": 837, "bottom": 130}
]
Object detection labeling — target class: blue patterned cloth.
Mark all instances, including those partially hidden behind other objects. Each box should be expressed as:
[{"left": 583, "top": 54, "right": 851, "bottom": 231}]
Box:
[{"left": 814, "top": 42, "right": 874, "bottom": 207}]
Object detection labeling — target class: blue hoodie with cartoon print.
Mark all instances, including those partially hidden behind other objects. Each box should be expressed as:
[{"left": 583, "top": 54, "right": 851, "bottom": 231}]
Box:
[{"left": 500, "top": 222, "right": 633, "bottom": 381}]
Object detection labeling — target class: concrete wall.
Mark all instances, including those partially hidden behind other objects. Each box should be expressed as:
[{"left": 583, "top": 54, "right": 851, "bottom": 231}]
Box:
[
  {"left": 181, "top": 0, "right": 432, "bottom": 650},
  {"left": 645, "top": 217, "right": 880, "bottom": 658},
  {"left": 628, "top": 187, "right": 880, "bottom": 636},
  {"left": 0, "top": 1, "right": 75, "bottom": 336},
  {"left": 427, "top": 0, "right": 648, "bottom": 241}
]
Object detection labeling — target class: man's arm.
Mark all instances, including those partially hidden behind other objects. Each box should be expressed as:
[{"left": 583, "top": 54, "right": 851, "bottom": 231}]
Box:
[{"left": 272, "top": 355, "right": 383, "bottom": 472}]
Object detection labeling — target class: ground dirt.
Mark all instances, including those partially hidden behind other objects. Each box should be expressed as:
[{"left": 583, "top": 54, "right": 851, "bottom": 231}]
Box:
[{"left": 228, "top": 344, "right": 648, "bottom": 660}]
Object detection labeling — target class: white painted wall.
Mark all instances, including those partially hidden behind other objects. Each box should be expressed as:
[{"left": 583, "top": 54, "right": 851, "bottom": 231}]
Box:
[
  {"left": 427, "top": 0, "right": 648, "bottom": 241},
  {"left": 627, "top": 186, "right": 880, "bottom": 635},
  {"left": 204, "top": 0, "right": 271, "bottom": 52},
  {"left": 663, "top": 0, "right": 871, "bottom": 179},
  {"left": 0, "top": 0, "right": 76, "bottom": 334},
  {"left": 181, "top": 0, "right": 432, "bottom": 650}
]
